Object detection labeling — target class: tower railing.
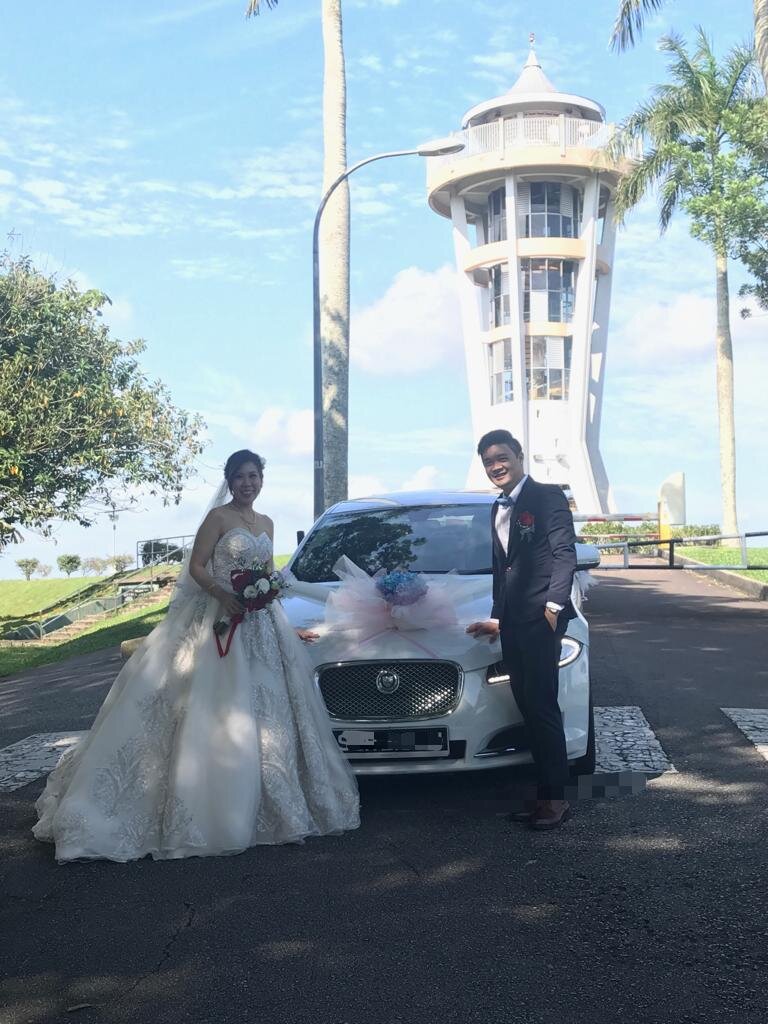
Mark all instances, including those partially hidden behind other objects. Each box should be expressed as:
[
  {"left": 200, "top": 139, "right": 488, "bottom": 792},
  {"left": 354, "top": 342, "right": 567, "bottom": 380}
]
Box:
[{"left": 432, "top": 116, "right": 631, "bottom": 164}]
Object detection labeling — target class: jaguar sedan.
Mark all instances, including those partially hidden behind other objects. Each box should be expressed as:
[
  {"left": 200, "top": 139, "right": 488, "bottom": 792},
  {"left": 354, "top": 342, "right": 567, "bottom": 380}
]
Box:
[{"left": 282, "top": 491, "right": 598, "bottom": 776}]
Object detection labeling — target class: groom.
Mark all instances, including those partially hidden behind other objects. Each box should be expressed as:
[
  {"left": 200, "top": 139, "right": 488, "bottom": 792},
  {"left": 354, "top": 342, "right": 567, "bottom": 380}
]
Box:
[{"left": 467, "top": 429, "right": 577, "bottom": 830}]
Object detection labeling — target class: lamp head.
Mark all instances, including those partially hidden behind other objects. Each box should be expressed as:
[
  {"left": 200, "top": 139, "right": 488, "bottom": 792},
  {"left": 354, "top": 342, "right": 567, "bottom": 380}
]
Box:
[{"left": 415, "top": 136, "right": 465, "bottom": 157}]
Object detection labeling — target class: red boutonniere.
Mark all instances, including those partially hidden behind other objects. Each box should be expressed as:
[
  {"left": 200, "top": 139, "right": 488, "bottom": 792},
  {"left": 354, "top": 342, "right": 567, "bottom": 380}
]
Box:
[{"left": 516, "top": 511, "right": 535, "bottom": 541}]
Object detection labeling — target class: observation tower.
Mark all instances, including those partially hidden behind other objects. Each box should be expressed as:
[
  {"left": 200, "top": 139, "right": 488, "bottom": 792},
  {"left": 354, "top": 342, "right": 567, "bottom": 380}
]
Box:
[{"left": 427, "top": 39, "right": 631, "bottom": 510}]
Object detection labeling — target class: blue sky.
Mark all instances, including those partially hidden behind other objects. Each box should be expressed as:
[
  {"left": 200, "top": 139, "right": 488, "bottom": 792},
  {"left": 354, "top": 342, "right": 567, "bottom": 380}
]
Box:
[{"left": 1, "top": 0, "right": 765, "bottom": 575}]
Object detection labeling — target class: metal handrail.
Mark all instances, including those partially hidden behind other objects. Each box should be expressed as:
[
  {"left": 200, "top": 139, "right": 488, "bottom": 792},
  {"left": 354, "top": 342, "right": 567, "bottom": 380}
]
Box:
[{"left": 594, "top": 531, "right": 768, "bottom": 571}]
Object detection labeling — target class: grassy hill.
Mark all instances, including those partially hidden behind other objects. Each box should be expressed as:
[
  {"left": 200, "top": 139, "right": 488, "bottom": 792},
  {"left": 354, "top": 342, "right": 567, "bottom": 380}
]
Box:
[
  {"left": 0, "top": 577, "right": 107, "bottom": 623},
  {"left": 0, "top": 598, "right": 170, "bottom": 679}
]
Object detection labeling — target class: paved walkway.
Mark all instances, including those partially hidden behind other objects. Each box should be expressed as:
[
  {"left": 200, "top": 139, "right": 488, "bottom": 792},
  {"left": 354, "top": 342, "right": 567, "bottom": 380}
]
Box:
[{"left": 1, "top": 567, "right": 767, "bottom": 1024}]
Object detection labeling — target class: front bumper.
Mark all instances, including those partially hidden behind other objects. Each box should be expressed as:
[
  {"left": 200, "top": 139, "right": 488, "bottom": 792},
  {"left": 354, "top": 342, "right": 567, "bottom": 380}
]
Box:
[{"left": 319, "top": 648, "right": 591, "bottom": 776}]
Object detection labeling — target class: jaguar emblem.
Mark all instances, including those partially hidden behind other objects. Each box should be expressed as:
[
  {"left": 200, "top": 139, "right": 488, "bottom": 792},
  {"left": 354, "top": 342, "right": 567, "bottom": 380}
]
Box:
[{"left": 375, "top": 668, "right": 400, "bottom": 695}]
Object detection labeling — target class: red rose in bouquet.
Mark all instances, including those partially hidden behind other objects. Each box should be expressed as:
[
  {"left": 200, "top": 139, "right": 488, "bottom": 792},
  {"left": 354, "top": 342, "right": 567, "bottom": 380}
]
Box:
[{"left": 214, "top": 561, "right": 290, "bottom": 657}]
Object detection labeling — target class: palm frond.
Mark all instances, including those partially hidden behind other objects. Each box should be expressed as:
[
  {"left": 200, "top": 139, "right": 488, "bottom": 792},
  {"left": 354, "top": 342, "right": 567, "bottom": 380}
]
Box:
[
  {"left": 658, "top": 160, "right": 691, "bottom": 231},
  {"left": 245, "top": 0, "right": 278, "bottom": 16},
  {"left": 613, "top": 145, "right": 675, "bottom": 222},
  {"left": 721, "top": 40, "right": 759, "bottom": 106},
  {"left": 610, "top": 0, "right": 666, "bottom": 52}
]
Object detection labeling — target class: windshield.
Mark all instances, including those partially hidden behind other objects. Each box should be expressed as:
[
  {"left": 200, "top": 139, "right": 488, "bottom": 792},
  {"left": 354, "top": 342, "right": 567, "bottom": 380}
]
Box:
[{"left": 291, "top": 504, "right": 493, "bottom": 582}]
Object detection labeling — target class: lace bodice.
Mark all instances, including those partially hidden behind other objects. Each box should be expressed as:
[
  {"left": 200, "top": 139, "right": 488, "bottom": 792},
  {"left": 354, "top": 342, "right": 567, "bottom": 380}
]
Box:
[{"left": 211, "top": 528, "right": 273, "bottom": 590}]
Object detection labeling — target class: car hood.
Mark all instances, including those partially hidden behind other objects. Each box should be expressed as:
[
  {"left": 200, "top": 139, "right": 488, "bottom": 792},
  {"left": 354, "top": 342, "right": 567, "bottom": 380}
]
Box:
[{"left": 282, "top": 576, "right": 588, "bottom": 671}]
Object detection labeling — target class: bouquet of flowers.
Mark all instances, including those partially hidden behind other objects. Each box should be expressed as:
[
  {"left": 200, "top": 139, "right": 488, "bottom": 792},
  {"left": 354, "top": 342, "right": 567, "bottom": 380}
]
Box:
[
  {"left": 374, "top": 570, "right": 428, "bottom": 607},
  {"left": 214, "top": 560, "right": 289, "bottom": 657}
]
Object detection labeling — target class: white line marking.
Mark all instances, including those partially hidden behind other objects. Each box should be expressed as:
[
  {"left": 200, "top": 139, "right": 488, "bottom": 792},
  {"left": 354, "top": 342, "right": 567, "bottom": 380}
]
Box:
[
  {"left": 1, "top": 706, "right": 679, "bottom": 792},
  {"left": 0, "top": 732, "right": 85, "bottom": 792},
  {"left": 721, "top": 708, "right": 768, "bottom": 762},
  {"left": 594, "top": 706, "right": 676, "bottom": 774}
]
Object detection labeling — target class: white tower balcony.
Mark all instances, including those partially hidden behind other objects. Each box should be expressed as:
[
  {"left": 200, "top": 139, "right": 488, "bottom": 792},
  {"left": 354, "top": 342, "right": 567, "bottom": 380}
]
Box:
[{"left": 426, "top": 44, "right": 636, "bottom": 512}]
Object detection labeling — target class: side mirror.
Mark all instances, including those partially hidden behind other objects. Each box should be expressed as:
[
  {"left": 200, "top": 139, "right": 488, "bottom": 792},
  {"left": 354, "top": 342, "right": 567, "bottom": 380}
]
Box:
[
  {"left": 575, "top": 543, "right": 600, "bottom": 570},
  {"left": 296, "top": 530, "right": 305, "bottom": 545}
]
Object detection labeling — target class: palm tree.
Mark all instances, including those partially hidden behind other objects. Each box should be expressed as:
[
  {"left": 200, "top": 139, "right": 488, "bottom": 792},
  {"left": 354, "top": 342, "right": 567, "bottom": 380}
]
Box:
[
  {"left": 757, "top": 0, "right": 768, "bottom": 92},
  {"left": 610, "top": 0, "right": 665, "bottom": 52},
  {"left": 247, "top": 0, "right": 350, "bottom": 510},
  {"left": 611, "top": 0, "right": 768, "bottom": 93},
  {"left": 612, "top": 30, "right": 760, "bottom": 540}
]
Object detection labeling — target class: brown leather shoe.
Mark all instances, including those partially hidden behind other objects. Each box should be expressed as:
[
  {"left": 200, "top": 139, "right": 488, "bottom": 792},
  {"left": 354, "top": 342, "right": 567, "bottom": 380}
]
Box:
[
  {"left": 506, "top": 802, "right": 537, "bottom": 823},
  {"left": 529, "top": 799, "right": 571, "bottom": 830}
]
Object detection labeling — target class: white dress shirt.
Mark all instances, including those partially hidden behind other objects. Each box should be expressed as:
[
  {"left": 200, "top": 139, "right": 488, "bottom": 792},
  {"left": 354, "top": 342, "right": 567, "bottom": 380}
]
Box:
[{"left": 494, "top": 474, "right": 528, "bottom": 554}]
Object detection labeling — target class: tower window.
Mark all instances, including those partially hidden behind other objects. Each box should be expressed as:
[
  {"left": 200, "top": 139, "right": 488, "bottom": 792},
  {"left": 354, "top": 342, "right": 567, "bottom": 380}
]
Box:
[
  {"left": 596, "top": 185, "right": 611, "bottom": 245},
  {"left": 521, "top": 258, "right": 576, "bottom": 323},
  {"left": 489, "top": 338, "right": 513, "bottom": 405},
  {"left": 525, "top": 336, "right": 573, "bottom": 400},
  {"left": 490, "top": 265, "right": 511, "bottom": 327},
  {"left": 519, "top": 182, "right": 581, "bottom": 239},
  {"left": 486, "top": 187, "right": 507, "bottom": 243}
]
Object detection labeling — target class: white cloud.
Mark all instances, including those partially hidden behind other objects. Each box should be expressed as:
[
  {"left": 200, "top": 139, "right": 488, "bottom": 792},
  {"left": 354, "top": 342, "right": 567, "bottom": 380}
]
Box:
[
  {"left": 351, "top": 264, "right": 463, "bottom": 375},
  {"left": 136, "top": 0, "right": 232, "bottom": 28},
  {"left": 357, "top": 54, "right": 384, "bottom": 73},
  {"left": 170, "top": 255, "right": 253, "bottom": 281},
  {"left": 400, "top": 465, "right": 440, "bottom": 490},
  {"left": 613, "top": 292, "right": 716, "bottom": 367},
  {"left": 349, "top": 474, "right": 387, "bottom": 497},
  {"left": 205, "top": 406, "right": 313, "bottom": 458}
]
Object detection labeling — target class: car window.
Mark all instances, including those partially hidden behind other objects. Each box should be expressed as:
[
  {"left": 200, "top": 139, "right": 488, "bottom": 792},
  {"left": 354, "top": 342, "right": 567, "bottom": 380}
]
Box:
[{"left": 291, "top": 505, "right": 493, "bottom": 582}]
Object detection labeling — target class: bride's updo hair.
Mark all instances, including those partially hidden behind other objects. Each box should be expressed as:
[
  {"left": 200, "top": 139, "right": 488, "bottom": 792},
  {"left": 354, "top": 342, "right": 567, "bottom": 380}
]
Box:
[{"left": 224, "top": 449, "right": 266, "bottom": 487}]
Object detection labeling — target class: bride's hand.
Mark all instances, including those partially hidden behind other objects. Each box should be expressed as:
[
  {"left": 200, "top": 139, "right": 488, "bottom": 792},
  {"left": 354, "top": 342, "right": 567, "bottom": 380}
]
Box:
[
  {"left": 297, "top": 628, "right": 319, "bottom": 644},
  {"left": 215, "top": 589, "right": 244, "bottom": 618}
]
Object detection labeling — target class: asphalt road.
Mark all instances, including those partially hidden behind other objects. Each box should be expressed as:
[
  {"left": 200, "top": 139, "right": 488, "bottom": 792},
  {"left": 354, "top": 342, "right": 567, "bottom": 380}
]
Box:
[{"left": 2, "top": 566, "right": 767, "bottom": 1024}]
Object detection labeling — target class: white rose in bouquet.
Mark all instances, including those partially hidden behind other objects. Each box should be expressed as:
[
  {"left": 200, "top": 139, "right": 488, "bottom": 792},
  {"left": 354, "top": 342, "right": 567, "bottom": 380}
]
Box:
[
  {"left": 256, "top": 577, "right": 271, "bottom": 595},
  {"left": 243, "top": 585, "right": 258, "bottom": 599}
]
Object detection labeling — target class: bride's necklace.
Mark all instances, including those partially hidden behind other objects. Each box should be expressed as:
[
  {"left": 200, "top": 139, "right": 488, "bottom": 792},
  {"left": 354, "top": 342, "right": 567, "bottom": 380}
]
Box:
[{"left": 232, "top": 504, "right": 258, "bottom": 529}]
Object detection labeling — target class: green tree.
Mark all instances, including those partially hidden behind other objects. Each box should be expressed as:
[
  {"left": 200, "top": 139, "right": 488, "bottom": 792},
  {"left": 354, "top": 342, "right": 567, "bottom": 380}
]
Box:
[
  {"left": 248, "top": 0, "right": 351, "bottom": 509},
  {"left": 610, "top": 0, "right": 768, "bottom": 93},
  {"left": 0, "top": 255, "right": 205, "bottom": 547},
  {"left": 16, "top": 557, "right": 39, "bottom": 580},
  {"left": 111, "top": 554, "right": 133, "bottom": 573},
  {"left": 613, "top": 31, "right": 768, "bottom": 538},
  {"left": 738, "top": 243, "right": 768, "bottom": 311},
  {"left": 57, "top": 554, "right": 82, "bottom": 577},
  {"left": 140, "top": 539, "right": 186, "bottom": 566}
]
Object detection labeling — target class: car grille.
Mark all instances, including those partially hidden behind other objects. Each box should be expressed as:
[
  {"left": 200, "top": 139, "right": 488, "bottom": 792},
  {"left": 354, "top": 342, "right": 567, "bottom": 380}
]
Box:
[{"left": 317, "top": 661, "right": 462, "bottom": 721}]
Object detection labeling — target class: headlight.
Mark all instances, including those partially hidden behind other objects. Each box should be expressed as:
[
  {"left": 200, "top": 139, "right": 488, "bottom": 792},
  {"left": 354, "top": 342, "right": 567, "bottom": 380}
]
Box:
[
  {"left": 486, "top": 661, "right": 510, "bottom": 685},
  {"left": 485, "top": 637, "right": 583, "bottom": 684},
  {"left": 558, "top": 637, "right": 582, "bottom": 667}
]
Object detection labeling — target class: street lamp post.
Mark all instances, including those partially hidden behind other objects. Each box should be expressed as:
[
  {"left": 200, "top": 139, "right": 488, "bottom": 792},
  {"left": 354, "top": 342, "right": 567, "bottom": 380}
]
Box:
[{"left": 312, "top": 137, "right": 465, "bottom": 520}]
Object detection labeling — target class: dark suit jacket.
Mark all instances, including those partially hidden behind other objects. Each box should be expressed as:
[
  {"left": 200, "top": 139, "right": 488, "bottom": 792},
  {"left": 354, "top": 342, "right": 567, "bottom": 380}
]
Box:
[{"left": 491, "top": 477, "right": 578, "bottom": 625}]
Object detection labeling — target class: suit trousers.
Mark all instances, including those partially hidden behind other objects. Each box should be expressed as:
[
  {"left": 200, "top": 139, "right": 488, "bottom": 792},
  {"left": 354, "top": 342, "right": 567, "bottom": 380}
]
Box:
[{"left": 500, "top": 614, "right": 569, "bottom": 800}]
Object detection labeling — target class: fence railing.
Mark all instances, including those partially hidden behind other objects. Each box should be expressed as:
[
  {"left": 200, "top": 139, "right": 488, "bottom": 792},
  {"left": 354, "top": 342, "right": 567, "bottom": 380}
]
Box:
[
  {"left": 594, "top": 531, "right": 768, "bottom": 571},
  {"left": 432, "top": 116, "right": 642, "bottom": 164},
  {"left": 2, "top": 538, "right": 193, "bottom": 642}
]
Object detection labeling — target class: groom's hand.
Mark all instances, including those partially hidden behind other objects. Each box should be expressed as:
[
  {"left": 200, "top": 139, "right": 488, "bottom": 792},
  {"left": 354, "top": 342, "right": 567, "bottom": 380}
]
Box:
[
  {"left": 466, "top": 620, "right": 500, "bottom": 640},
  {"left": 544, "top": 607, "right": 559, "bottom": 632}
]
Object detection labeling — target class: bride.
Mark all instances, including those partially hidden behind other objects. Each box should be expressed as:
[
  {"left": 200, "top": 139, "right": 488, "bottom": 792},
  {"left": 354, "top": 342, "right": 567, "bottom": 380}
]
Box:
[{"left": 33, "top": 449, "right": 360, "bottom": 862}]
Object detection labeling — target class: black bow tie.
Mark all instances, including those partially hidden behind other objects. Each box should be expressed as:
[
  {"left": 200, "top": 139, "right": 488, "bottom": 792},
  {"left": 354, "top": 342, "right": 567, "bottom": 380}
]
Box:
[{"left": 496, "top": 494, "right": 516, "bottom": 508}]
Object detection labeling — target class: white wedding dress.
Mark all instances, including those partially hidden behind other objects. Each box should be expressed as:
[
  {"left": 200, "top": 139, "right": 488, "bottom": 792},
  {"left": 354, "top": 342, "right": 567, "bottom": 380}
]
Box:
[{"left": 33, "top": 529, "right": 360, "bottom": 862}]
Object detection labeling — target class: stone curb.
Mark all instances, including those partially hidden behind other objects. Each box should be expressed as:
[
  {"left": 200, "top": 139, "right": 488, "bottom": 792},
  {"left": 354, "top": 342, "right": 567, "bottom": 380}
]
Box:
[{"left": 678, "top": 556, "right": 768, "bottom": 601}]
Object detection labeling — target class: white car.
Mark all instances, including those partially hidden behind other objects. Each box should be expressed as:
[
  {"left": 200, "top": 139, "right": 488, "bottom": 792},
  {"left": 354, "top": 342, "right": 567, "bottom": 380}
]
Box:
[{"left": 283, "top": 491, "right": 598, "bottom": 776}]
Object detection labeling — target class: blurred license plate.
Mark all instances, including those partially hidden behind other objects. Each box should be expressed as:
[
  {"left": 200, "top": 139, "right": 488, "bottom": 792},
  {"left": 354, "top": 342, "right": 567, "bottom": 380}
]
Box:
[{"left": 334, "top": 728, "right": 450, "bottom": 758}]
